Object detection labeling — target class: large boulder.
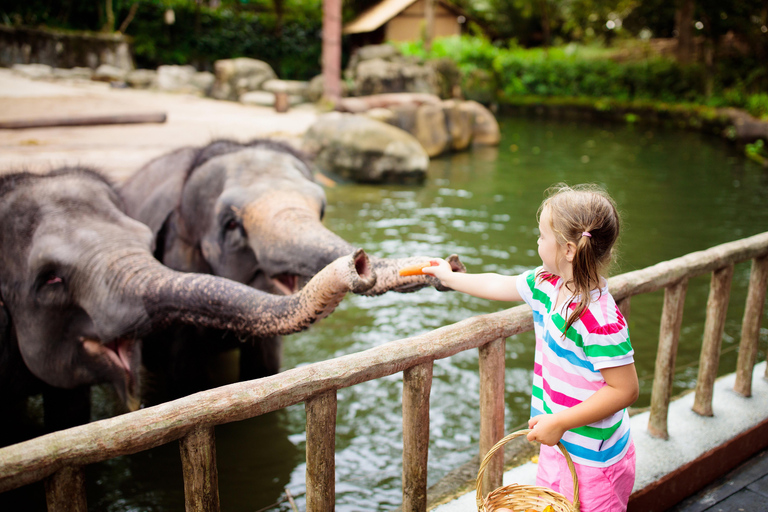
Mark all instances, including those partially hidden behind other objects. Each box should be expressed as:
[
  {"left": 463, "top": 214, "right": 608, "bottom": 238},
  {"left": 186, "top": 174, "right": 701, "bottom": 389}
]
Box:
[
  {"left": 302, "top": 112, "right": 429, "bottom": 184},
  {"left": 210, "top": 58, "right": 277, "bottom": 101},
  {"left": 413, "top": 103, "right": 450, "bottom": 157},
  {"left": 463, "top": 100, "right": 501, "bottom": 146},
  {"left": 344, "top": 44, "right": 439, "bottom": 97}
]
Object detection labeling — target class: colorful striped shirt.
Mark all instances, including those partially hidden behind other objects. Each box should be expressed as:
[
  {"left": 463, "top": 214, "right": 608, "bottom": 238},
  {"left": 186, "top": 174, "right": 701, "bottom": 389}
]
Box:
[{"left": 516, "top": 267, "right": 634, "bottom": 468}]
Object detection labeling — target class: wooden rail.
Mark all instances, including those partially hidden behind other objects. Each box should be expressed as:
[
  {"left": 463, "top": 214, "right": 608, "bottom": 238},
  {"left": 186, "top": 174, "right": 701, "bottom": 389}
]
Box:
[{"left": 1, "top": 231, "right": 767, "bottom": 510}]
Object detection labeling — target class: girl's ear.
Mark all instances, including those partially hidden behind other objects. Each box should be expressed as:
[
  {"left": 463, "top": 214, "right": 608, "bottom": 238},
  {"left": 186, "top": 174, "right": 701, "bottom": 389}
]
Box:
[{"left": 564, "top": 241, "right": 577, "bottom": 262}]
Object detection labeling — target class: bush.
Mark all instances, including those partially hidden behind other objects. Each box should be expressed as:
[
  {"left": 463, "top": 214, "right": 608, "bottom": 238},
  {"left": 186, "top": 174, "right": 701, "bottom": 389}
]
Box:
[
  {"left": 126, "top": 4, "right": 324, "bottom": 80},
  {"left": 746, "top": 94, "right": 768, "bottom": 120}
]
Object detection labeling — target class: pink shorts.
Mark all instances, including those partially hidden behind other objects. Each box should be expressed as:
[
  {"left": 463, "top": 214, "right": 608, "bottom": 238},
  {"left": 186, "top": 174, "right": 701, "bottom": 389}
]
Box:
[{"left": 535, "top": 441, "right": 636, "bottom": 512}]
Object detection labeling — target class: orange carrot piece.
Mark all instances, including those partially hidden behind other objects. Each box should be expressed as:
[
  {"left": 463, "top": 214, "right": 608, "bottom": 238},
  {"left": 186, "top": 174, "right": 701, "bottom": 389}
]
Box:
[{"left": 398, "top": 260, "right": 438, "bottom": 276}]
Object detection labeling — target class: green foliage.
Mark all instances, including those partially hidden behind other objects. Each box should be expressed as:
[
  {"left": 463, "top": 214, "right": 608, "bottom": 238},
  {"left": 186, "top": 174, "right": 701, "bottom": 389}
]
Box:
[
  {"left": 746, "top": 94, "right": 768, "bottom": 121},
  {"left": 126, "top": 3, "right": 323, "bottom": 80}
]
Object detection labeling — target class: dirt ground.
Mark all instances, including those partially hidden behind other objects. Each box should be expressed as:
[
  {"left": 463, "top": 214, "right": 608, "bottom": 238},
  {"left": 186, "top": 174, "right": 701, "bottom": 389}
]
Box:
[{"left": 0, "top": 68, "right": 320, "bottom": 183}]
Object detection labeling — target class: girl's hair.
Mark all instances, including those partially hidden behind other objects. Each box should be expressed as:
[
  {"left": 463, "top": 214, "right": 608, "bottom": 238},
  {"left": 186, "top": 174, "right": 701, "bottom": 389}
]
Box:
[{"left": 538, "top": 183, "right": 621, "bottom": 335}]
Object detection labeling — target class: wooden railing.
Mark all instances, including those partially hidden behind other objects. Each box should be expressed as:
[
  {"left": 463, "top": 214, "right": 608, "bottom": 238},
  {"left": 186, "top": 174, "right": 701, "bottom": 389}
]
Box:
[{"left": 1, "top": 232, "right": 767, "bottom": 511}]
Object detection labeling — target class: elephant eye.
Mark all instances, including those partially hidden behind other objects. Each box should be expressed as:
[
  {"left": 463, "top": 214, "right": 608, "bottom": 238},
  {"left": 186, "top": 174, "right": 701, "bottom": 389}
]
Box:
[
  {"left": 225, "top": 219, "right": 240, "bottom": 231},
  {"left": 37, "top": 270, "right": 65, "bottom": 289}
]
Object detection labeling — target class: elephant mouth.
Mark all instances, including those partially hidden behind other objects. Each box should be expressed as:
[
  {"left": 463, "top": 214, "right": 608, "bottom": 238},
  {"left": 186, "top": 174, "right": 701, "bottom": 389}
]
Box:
[
  {"left": 271, "top": 273, "right": 300, "bottom": 295},
  {"left": 81, "top": 337, "right": 140, "bottom": 411}
]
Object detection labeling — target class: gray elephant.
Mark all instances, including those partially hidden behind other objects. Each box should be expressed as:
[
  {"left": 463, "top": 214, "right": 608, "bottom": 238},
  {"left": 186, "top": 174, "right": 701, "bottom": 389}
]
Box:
[
  {"left": 119, "top": 138, "right": 463, "bottom": 395},
  {"left": 0, "top": 167, "right": 374, "bottom": 438}
]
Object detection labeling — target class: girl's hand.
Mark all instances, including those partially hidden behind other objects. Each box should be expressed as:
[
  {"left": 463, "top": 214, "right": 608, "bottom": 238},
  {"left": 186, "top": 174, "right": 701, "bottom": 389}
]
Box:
[
  {"left": 420, "top": 258, "right": 453, "bottom": 284},
  {"left": 527, "top": 414, "right": 567, "bottom": 446}
]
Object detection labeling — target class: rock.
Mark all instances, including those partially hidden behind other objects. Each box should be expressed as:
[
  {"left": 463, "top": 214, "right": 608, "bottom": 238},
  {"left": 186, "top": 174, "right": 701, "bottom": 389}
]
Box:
[
  {"left": 262, "top": 79, "right": 309, "bottom": 97},
  {"left": 12, "top": 63, "right": 53, "bottom": 79},
  {"left": 306, "top": 75, "right": 325, "bottom": 102},
  {"left": 210, "top": 57, "right": 277, "bottom": 101},
  {"left": 442, "top": 100, "right": 473, "bottom": 151},
  {"left": 52, "top": 67, "right": 93, "bottom": 80},
  {"left": 413, "top": 103, "right": 450, "bottom": 157},
  {"left": 156, "top": 65, "right": 196, "bottom": 92},
  {"left": 191, "top": 71, "right": 215, "bottom": 95},
  {"left": 92, "top": 64, "right": 128, "bottom": 82},
  {"left": 427, "top": 58, "right": 462, "bottom": 100},
  {"left": 125, "top": 68, "right": 157, "bottom": 89},
  {"left": 239, "top": 91, "right": 304, "bottom": 107},
  {"left": 462, "top": 67, "right": 498, "bottom": 105},
  {"left": 462, "top": 100, "right": 501, "bottom": 146},
  {"left": 302, "top": 112, "right": 428, "bottom": 184},
  {"left": 365, "top": 107, "right": 396, "bottom": 124}
]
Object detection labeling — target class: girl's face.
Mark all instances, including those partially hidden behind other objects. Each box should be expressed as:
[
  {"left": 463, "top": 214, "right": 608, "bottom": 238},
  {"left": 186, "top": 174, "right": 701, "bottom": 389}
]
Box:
[{"left": 537, "top": 205, "right": 567, "bottom": 276}]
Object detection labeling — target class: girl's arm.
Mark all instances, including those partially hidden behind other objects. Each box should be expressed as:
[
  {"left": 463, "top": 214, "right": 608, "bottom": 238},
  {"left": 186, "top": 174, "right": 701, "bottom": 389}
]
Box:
[
  {"left": 527, "top": 363, "right": 639, "bottom": 446},
  {"left": 421, "top": 258, "right": 523, "bottom": 302}
]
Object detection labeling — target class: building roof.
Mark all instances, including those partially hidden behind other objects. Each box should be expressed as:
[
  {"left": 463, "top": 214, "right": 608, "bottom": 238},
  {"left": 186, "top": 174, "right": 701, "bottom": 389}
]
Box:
[{"left": 343, "top": 0, "right": 421, "bottom": 35}]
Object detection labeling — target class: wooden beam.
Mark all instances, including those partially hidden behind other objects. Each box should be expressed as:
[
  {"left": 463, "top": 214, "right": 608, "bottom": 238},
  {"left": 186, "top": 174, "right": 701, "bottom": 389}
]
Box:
[
  {"left": 0, "top": 112, "right": 167, "bottom": 129},
  {"left": 734, "top": 255, "right": 768, "bottom": 396},
  {"left": 402, "top": 362, "right": 433, "bottom": 511},
  {"left": 478, "top": 338, "right": 506, "bottom": 496},
  {"left": 648, "top": 279, "right": 688, "bottom": 439},
  {"left": 306, "top": 390, "right": 337, "bottom": 511},
  {"left": 45, "top": 465, "right": 87, "bottom": 512},
  {"left": 693, "top": 265, "right": 734, "bottom": 416},
  {"left": 179, "top": 425, "right": 220, "bottom": 512}
]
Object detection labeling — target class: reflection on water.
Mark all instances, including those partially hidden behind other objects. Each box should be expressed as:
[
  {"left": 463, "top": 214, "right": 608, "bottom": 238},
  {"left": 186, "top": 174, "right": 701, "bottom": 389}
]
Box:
[{"left": 26, "top": 116, "right": 768, "bottom": 511}]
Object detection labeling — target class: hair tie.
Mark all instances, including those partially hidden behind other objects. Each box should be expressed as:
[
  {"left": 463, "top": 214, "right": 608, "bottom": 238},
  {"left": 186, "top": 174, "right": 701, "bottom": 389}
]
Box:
[{"left": 581, "top": 231, "right": 592, "bottom": 238}]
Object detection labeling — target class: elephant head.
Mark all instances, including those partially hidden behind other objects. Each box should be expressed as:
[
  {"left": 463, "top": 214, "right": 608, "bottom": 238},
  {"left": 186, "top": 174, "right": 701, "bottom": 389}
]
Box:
[
  {"left": 0, "top": 168, "right": 374, "bottom": 416},
  {"left": 119, "top": 139, "right": 462, "bottom": 297}
]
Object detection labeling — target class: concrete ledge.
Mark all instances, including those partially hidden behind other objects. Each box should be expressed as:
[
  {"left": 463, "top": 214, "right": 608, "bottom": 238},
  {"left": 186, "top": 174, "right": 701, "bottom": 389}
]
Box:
[{"left": 431, "top": 361, "right": 768, "bottom": 511}]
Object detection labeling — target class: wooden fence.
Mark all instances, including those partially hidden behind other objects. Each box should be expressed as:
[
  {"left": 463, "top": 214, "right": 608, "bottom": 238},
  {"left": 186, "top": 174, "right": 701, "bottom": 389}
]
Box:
[{"left": 0, "top": 231, "right": 767, "bottom": 511}]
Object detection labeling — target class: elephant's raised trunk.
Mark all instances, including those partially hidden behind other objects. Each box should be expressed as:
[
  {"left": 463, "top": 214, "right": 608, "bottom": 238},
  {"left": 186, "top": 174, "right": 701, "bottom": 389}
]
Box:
[{"left": 141, "top": 249, "right": 374, "bottom": 337}]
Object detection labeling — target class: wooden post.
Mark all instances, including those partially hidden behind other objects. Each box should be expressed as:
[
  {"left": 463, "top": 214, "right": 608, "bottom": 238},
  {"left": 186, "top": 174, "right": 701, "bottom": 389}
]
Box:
[
  {"left": 402, "top": 362, "right": 433, "bottom": 512},
  {"left": 180, "top": 425, "right": 220, "bottom": 512},
  {"left": 618, "top": 297, "right": 631, "bottom": 320},
  {"left": 478, "top": 338, "right": 506, "bottom": 497},
  {"left": 735, "top": 256, "right": 768, "bottom": 396},
  {"left": 693, "top": 265, "right": 734, "bottom": 416},
  {"left": 648, "top": 279, "right": 688, "bottom": 439},
  {"left": 306, "top": 390, "right": 337, "bottom": 511},
  {"left": 45, "top": 466, "right": 87, "bottom": 512}
]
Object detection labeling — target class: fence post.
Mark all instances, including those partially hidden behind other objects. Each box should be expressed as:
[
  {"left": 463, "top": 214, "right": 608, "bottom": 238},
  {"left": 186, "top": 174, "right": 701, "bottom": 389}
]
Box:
[
  {"left": 45, "top": 465, "right": 87, "bottom": 512},
  {"left": 617, "top": 297, "right": 631, "bottom": 320},
  {"left": 306, "top": 390, "right": 337, "bottom": 511},
  {"left": 648, "top": 279, "right": 688, "bottom": 439},
  {"left": 180, "top": 425, "right": 220, "bottom": 512},
  {"left": 479, "top": 338, "right": 506, "bottom": 497},
  {"left": 402, "top": 361, "right": 434, "bottom": 512},
  {"left": 693, "top": 265, "right": 734, "bottom": 416},
  {"left": 734, "top": 255, "right": 768, "bottom": 396}
]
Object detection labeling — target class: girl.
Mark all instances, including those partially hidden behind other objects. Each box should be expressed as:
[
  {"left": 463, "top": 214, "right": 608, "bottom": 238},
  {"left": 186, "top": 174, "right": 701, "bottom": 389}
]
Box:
[{"left": 423, "top": 184, "right": 639, "bottom": 512}]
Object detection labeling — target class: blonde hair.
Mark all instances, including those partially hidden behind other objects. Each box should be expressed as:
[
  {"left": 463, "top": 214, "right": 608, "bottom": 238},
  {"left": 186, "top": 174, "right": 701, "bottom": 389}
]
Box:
[{"left": 538, "top": 183, "right": 620, "bottom": 335}]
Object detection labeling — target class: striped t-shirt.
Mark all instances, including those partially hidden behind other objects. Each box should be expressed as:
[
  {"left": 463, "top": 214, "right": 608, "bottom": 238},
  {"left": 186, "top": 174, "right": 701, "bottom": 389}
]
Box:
[{"left": 516, "top": 267, "right": 634, "bottom": 468}]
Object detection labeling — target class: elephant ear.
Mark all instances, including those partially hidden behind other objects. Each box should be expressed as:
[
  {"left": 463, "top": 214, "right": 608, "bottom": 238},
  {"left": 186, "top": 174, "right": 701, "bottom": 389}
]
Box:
[{"left": 119, "top": 147, "right": 200, "bottom": 238}]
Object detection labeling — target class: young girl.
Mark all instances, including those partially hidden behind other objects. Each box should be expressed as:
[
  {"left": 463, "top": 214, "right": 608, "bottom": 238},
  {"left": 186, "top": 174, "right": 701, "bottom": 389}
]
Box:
[{"left": 423, "top": 183, "right": 639, "bottom": 512}]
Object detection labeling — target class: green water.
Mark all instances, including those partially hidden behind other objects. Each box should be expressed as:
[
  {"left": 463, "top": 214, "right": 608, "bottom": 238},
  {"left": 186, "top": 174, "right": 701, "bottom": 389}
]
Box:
[{"left": 76, "top": 117, "right": 767, "bottom": 511}]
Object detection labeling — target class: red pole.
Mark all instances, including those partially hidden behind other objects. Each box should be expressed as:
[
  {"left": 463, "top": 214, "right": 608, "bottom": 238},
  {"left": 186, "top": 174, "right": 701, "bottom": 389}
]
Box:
[{"left": 322, "top": 0, "right": 342, "bottom": 102}]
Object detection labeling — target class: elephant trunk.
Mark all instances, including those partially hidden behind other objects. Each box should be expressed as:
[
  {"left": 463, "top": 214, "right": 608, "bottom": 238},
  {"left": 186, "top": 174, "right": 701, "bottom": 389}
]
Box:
[
  {"left": 137, "top": 249, "right": 374, "bottom": 337},
  {"left": 243, "top": 200, "right": 356, "bottom": 281},
  {"left": 364, "top": 254, "right": 466, "bottom": 296}
]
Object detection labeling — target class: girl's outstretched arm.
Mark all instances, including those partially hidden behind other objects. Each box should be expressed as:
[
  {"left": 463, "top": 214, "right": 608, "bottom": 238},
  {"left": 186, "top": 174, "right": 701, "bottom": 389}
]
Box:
[
  {"left": 527, "top": 363, "right": 639, "bottom": 446},
  {"left": 421, "top": 258, "right": 523, "bottom": 302}
]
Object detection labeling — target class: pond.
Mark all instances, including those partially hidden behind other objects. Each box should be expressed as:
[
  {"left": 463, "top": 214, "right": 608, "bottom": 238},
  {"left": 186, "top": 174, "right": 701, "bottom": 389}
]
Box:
[{"left": 11, "top": 115, "right": 768, "bottom": 511}]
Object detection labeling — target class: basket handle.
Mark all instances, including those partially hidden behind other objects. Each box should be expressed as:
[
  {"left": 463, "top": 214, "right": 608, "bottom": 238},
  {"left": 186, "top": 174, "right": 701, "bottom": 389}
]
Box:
[{"left": 475, "top": 429, "right": 580, "bottom": 510}]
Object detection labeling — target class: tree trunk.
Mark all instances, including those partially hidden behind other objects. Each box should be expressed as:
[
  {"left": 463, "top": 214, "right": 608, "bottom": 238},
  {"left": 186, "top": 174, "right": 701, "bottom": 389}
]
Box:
[
  {"left": 675, "top": 0, "right": 695, "bottom": 64},
  {"left": 424, "top": 0, "right": 434, "bottom": 54},
  {"left": 103, "top": 0, "right": 115, "bottom": 33},
  {"left": 539, "top": 0, "right": 550, "bottom": 50},
  {"left": 322, "top": 0, "right": 342, "bottom": 102}
]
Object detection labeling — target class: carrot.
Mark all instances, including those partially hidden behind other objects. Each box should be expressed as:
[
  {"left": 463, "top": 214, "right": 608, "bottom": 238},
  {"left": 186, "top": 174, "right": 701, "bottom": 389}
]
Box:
[{"left": 398, "top": 260, "right": 438, "bottom": 276}]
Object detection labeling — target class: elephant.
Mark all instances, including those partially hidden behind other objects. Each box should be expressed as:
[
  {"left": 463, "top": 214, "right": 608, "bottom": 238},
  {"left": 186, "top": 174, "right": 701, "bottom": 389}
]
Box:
[
  {"left": 119, "top": 138, "right": 464, "bottom": 395},
  {"left": 0, "top": 167, "right": 374, "bottom": 438}
]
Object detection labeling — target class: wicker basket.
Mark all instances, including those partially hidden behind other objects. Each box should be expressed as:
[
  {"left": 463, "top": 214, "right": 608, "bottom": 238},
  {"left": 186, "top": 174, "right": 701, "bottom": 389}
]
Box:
[{"left": 476, "top": 429, "right": 580, "bottom": 512}]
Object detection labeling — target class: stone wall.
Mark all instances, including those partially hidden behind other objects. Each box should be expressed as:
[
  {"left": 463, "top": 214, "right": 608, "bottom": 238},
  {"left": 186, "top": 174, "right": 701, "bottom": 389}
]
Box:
[{"left": 0, "top": 25, "right": 133, "bottom": 70}]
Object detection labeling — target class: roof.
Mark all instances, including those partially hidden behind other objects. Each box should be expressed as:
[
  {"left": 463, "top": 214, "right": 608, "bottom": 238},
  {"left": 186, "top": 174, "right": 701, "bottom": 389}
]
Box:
[{"left": 343, "top": 0, "right": 421, "bottom": 35}]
